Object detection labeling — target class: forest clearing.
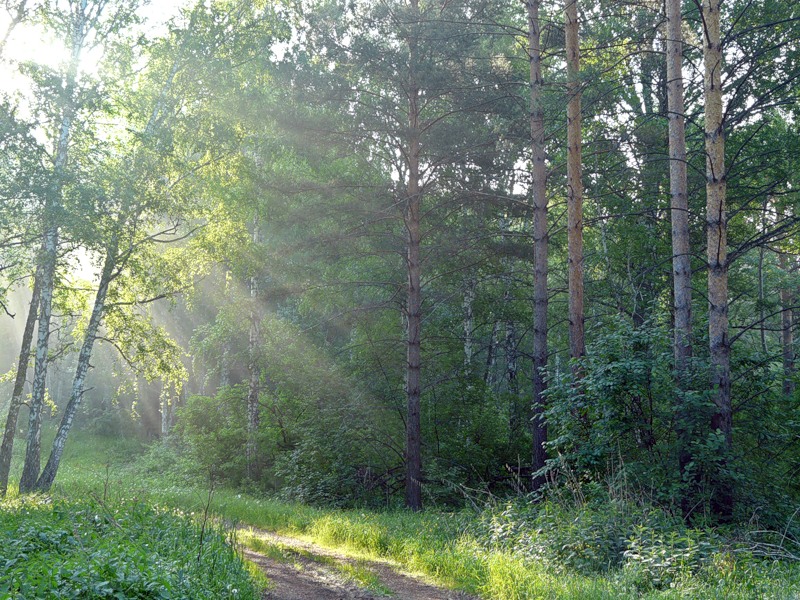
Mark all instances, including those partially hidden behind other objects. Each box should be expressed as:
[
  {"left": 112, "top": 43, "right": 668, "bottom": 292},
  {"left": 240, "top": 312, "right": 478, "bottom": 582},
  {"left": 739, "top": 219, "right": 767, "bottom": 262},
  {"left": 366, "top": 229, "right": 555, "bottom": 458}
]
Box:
[{"left": 2, "top": 0, "right": 800, "bottom": 597}]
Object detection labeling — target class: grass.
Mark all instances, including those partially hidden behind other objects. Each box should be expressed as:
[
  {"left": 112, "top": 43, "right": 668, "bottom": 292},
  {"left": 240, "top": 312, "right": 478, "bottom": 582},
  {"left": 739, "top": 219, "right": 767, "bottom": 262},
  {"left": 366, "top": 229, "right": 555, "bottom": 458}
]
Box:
[
  {"left": 0, "top": 494, "right": 266, "bottom": 599},
  {"left": 6, "top": 432, "right": 800, "bottom": 599}
]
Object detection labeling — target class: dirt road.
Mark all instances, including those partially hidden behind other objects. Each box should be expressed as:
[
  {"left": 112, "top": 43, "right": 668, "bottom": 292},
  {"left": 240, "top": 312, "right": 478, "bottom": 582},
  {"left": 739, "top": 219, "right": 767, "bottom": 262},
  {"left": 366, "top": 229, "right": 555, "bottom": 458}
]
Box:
[{"left": 240, "top": 528, "right": 478, "bottom": 600}]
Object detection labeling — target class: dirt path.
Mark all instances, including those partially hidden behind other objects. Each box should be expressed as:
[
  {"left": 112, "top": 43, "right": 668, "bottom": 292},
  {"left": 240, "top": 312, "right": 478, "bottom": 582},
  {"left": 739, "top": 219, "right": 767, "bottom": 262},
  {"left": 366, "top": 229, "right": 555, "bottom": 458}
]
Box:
[{"left": 239, "top": 528, "right": 478, "bottom": 600}]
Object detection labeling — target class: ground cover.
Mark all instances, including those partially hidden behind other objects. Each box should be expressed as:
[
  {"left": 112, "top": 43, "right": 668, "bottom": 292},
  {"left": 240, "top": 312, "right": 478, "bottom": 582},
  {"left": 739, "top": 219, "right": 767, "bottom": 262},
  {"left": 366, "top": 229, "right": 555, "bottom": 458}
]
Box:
[
  {"left": 0, "top": 494, "right": 265, "bottom": 599},
  {"left": 5, "top": 433, "right": 800, "bottom": 599}
]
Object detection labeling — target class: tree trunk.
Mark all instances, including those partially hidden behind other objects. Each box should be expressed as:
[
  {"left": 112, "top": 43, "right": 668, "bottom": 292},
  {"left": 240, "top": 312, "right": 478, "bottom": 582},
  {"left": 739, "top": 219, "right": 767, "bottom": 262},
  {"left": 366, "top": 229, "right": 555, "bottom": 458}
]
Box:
[
  {"left": 702, "top": 0, "right": 732, "bottom": 519},
  {"left": 19, "top": 4, "right": 85, "bottom": 494},
  {"left": 0, "top": 275, "right": 40, "bottom": 497},
  {"left": 758, "top": 198, "right": 769, "bottom": 353},
  {"left": 19, "top": 231, "right": 58, "bottom": 493},
  {"left": 529, "top": 0, "right": 548, "bottom": 490},
  {"left": 504, "top": 288, "right": 521, "bottom": 434},
  {"left": 666, "top": 0, "right": 694, "bottom": 514},
  {"left": 463, "top": 277, "right": 476, "bottom": 370},
  {"left": 404, "top": 0, "right": 423, "bottom": 511},
  {"left": 484, "top": 320, "right": 499, "bottom": 386},
  {"left": 36, "top": 237, "right": 116, "bottom": 492},
  {"left": 780, "top": 252, "right": 795, "bottom": 397},
  {"left": 246, "top": 217, "right": 262, "bottom": 481},
  {"left": 218, "top": 267, "right": 233, "bottom": 390},
  {"left": 0, "top": 1, "right": 29, "bottom": 58},
  {"left": 565, "top": 0, "right": 585, "bottom": 371},
  {"left": 161, "top": 383, "right": 183, "bottom": 436},
  {"left": 504, "top": 305, "right": 518, "bottom": 396}
]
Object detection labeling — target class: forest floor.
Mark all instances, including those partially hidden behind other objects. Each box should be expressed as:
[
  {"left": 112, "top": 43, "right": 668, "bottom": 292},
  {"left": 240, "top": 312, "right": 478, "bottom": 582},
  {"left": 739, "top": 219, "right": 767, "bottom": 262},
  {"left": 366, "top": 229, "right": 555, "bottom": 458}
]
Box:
[{"left": 240, "top": 527, "right": 476, "bottom": 600}]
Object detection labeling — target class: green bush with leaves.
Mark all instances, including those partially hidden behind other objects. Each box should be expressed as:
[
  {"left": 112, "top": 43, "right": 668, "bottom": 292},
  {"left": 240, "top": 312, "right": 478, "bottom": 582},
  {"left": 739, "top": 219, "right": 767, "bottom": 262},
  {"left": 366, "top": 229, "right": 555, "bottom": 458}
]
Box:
[
  {"left": 475, "top": 485, "right": 720, "bottom": 585},
  {"left": 545, "top": 318, "right": 714, "bottom": 505},
  {"left": 175, "top": 389, "right": 250, "bottom": 485}
]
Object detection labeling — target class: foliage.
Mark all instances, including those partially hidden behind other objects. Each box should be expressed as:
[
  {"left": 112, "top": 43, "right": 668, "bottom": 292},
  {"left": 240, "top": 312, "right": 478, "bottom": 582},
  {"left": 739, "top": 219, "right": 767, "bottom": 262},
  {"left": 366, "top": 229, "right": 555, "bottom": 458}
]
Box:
[
  {"left": 175, "top": 389, "right": 249, "bottom": 485},
  {"left": 0, "top": 495, "right": 263, "bottom": 599}
]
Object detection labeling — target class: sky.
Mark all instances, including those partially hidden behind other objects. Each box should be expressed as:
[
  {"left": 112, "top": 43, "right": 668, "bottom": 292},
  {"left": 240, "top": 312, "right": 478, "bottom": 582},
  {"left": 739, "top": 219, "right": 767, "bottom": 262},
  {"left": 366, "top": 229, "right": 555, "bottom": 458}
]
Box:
[{"left": 0, "top": 0, "right": 192, "bottom": 91}]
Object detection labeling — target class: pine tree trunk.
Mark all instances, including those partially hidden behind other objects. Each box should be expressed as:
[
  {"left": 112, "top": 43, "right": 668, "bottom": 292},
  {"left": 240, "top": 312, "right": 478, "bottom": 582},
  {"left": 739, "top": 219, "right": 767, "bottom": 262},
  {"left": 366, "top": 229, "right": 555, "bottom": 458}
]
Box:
[
  {"left": 666, "top": 0, "right": 694, "bottom": 514},
  {"left": 36, "top": 237, "right": 116, "bottom": 492},
  {"left": 529, "top": 0, "right": 548, "bottom": 489},
  {"left": 505, "top": 288, "right": 521, "bottom": 433},
  {"left": 565, "top": 0, "right": 585, "bottom": 371},
  {"left": 404, "top": 103, "right": 423, "bottom": 511},
  {"left": 0, "top": 275, "right": 40, "bottom": 497},
  {"left": 702, "top": 0, "right": 732, "bottom": 519},
  {"left": 758, "top": 198, "right": 769, "bottom": 353},
  {"left": 504, "top": 309, "right": 519, "bottom": 396},
  {"left": 405, "top": 0, "right": 423, "bottom": 510}
]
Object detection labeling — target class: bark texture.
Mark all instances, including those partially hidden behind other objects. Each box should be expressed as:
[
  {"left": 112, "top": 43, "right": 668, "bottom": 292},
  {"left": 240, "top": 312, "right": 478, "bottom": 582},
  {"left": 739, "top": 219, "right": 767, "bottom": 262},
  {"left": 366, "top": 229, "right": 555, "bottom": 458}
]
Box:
[
  {"left": 246, "top": 217, "right": 262, "bottom": 480},
  {"left": 666, "top": 0, "right": 695, "bottom": 514},
  {"left": 404, "top": 0, "right": 423, "bottom": 510},
  {"left": 565, "top": 0, "right": 585, "bottom": 369},
  {"left": 36, "top": 236, "right": 117, "bottom": 492},
  {"left": 0, "top": 276, "right": 40, "bottom": 497},
  {"left": 529, "top": 0, "right": 548, "bottom": 489},
  {"left": 463, "top": 278, "right": 476, "bottom": 369},
  {"left": 667, "top": 0, "right": 692, "bottom": 376},
  {"left": 702, "top": 0, "right": 732, "bottom": 519}
]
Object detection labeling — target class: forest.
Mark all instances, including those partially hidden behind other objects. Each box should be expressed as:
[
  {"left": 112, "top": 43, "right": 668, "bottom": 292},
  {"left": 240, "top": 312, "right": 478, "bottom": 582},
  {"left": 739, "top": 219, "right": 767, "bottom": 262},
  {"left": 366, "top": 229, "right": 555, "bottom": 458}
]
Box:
[{"left": 2, "top": 0, "right": 800, "bottom": 597}]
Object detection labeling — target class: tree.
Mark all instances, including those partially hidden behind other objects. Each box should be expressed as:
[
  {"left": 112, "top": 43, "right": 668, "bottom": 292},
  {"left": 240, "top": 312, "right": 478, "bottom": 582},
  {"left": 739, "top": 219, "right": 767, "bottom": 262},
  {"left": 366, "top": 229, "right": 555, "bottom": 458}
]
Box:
[
  {"left": 291, "top": 0, "right": 514, "bottom": 510},
  {"left": 528, "top": 0, "right": 548, "bottom": 489},
  {"left": 0, "top": 0, "right": 37, "bottom": 56},
  {"left": 0, "top": 274, "right": 38, "bottom": 496},
  {"left": 702, "top": 0, "right": 732, "bottom": 519},
  {"left": 19, "top": 1, "right": 216, "bottom": 490},
  {"left": 665, "top": 0, "right": 694, "bottom": 515},
  {"left": 565, "top": 0, "right": 584, "bottom": 371},
  {"left": 20, "top": 0, "right": 107, "bottom": 493},
  {"left": 246, "top": 215, "right": 263, "bottom": 480}
]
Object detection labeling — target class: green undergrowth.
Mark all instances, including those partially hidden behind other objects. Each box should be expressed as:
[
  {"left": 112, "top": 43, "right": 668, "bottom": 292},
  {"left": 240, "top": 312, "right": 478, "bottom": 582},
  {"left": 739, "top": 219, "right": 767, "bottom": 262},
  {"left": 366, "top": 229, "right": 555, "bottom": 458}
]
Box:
[
  {"left": 0, "top": 494, "right": 266, "bottom": 599},
  {"left": 8, "top": 433, "right": 800, "bottom": 599}
]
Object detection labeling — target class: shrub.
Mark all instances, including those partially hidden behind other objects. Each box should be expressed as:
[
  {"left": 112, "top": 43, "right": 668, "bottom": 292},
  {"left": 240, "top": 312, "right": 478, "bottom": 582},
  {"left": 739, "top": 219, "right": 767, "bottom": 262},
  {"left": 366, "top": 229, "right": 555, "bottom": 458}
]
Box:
[{"left": 475, "top": 484, "right": 719, "bottom": 585}]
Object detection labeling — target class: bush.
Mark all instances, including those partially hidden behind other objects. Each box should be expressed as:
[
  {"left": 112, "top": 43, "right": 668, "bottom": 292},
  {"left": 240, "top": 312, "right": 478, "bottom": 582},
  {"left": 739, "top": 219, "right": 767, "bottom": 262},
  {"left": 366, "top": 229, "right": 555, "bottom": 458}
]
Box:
[
  {"left": 475, "top": 484, "right": 720, "bottom": 586},
  {"left": 175, "top": 389, "right": 249, "bottom": 485}
]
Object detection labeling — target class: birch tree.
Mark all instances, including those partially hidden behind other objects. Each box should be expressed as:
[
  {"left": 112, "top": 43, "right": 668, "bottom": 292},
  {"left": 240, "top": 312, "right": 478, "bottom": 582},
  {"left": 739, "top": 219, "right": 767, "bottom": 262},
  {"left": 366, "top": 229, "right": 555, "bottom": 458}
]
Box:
[{"left": 20, "top": 0, "right": 113, "bottom": 493}]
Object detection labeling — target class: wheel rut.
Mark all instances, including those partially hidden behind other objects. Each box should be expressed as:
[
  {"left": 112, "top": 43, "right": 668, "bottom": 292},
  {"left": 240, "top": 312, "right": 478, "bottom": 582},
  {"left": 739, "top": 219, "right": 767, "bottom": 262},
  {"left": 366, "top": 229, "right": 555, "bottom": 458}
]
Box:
[{"left": 239, "top": 527, "right": 477, "bottom": 600}]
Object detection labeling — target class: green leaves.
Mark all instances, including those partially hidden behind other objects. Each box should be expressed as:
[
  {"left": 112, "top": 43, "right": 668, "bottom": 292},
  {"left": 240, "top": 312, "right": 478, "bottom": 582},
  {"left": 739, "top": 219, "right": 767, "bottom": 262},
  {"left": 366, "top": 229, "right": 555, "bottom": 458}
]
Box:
[{"left": 0, "top": 496, "right": 261, "bottom": 599}]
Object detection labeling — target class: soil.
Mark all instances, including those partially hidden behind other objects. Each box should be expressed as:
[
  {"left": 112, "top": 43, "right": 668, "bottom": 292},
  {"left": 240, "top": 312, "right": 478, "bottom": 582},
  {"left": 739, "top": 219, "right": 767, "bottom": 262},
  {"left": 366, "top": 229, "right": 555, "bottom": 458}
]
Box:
[{"left": 240, "top": 528, "right": 478, "bottom": 600}]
